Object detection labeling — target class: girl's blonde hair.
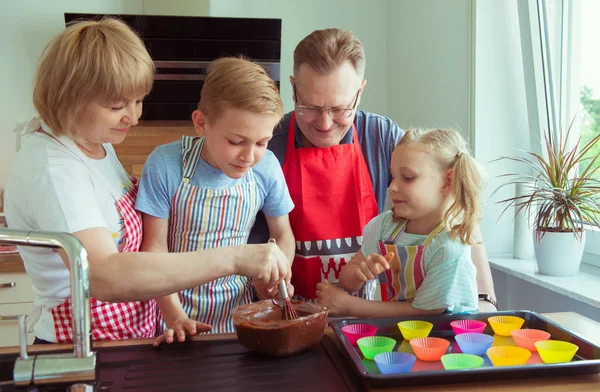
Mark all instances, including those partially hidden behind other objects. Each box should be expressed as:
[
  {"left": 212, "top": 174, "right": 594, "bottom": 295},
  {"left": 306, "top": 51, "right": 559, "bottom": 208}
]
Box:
[
  {"left": 293, "top": 28, "right": 366, "bottom": 79},
  {"left": 33, "top": 17, "right": 154, "bottom": 137},
  {"left": 198, "top": 57, "right": 283, "bottom": 123},
  {"left": 397, "top": 128, "right": 486, "bottom": 245}
]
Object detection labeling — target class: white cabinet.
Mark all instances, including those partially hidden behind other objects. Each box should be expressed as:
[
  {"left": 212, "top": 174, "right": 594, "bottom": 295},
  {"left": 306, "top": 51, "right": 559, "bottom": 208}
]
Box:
[{"left": 0, "top": 272, "right": 35, "bottom": 347}]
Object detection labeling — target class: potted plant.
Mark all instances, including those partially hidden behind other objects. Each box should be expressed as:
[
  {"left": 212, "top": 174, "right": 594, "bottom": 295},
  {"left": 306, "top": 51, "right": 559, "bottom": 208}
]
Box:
[{"left": 494, "top": 121, "right": 600, "bottom": 276}]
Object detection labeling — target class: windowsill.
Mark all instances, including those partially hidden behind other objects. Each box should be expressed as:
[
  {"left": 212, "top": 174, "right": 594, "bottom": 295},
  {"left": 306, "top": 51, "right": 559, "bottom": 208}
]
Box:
[{"left": 489, "top": 256, "right": 600, "bottom": 308}]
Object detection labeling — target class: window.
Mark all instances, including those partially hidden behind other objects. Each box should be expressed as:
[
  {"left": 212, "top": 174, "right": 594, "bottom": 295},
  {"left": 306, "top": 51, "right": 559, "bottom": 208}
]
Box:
[
  {"left": 520, "top": 0, "right": 600, "bottom": 268},
  {"left": 577, "top": 0, "right": 600, "bottom": 268}
]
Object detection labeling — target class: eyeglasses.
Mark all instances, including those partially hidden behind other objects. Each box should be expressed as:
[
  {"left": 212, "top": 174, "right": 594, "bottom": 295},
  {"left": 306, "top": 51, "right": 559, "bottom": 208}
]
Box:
[{"left": 293, "top": 84, "right": 360, "bottom": 119}]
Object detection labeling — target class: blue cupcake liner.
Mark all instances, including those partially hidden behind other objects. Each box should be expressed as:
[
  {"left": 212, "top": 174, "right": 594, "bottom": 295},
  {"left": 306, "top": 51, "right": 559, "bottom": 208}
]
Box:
[
  {"left": 455, "top": 333, "right": 494, "bottom": 356},
  {"left": 374, "top": 352, "right": 417, "bottom": 374}
]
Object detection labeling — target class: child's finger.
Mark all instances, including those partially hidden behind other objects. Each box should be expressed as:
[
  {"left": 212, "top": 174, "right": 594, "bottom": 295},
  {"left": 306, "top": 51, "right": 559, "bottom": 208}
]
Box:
[
  {"left": 153, "top": 336, "right": 165, "bottom": 347},
  {"left": 359, "top": 261, "right": 376, "bottom": 279},
  {"left": 354, "top": 268, "right": 369, "bottom": 283},
  {"left": 176, "top": 328, "right": 186, "bottom": 342},
  {"left": 196, "top": 321, "right": 212, "bottom": 333},
  {"left": 371, "top": 254, "right": 391, "bottom": 270}
]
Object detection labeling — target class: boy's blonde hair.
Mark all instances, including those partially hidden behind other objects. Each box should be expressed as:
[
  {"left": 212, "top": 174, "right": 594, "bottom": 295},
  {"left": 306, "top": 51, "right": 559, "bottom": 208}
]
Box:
[
  {"left": 293, "top": 28, "right": 366, "bottom": 79},
  {"left": 396, "top": 128, "right": 486, "bottom": 245},
  {"left": 33, "top": 17, "right": 154, "bottom": 137},
  {"left": 198, "top": 57, "right": 283, "bottom": 122}
]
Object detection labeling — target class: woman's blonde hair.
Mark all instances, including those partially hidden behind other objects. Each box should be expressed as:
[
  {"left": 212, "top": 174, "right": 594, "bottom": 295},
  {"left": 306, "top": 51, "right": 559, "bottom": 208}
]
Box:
[
  {"left": 293, "top": 28, "right": 366, "bottom": 79},
  {"left": 198, "top": 57, "right": 283, "bottom": 122},
  {"left": 396, "top": 128, "right": 486, "bottom": 245},
  {"left": 33, "top": 17, "right": 154, "bottom": 137}
]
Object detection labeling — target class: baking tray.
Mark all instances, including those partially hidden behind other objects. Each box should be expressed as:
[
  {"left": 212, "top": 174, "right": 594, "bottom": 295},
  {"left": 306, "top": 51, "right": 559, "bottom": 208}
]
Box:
[
  {"left": 0, "top": 335, "right": 366, "bottom": 392},
  {"left": 331, "top": 310, "right": 600, "bottom": 388}
]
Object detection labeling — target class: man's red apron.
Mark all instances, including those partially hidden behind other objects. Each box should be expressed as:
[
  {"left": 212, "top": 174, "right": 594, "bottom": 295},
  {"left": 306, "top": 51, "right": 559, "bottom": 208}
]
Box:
[{"left": 282, "top": 113, "right": 379, "bottom": 299}]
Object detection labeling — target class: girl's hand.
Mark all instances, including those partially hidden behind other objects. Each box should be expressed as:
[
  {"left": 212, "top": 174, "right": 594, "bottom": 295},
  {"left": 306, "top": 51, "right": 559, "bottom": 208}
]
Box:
[
  {"left": 316, "top": 281, "right": 351, "bottom": 315},
  {"left": 153, "top": 318, "right": 212, "bottom": 347},
  {"left": 354, "top": 252, "right": 394, "bottom": 283}
]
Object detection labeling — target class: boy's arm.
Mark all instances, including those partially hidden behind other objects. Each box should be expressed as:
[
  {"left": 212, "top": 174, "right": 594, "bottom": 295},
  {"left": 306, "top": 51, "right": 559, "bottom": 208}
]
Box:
[
  {"left": 141, "top": 214, "right": 211, "bottom": 345},
  {"left": 254, "top": 214, "right": 294, "bottom": 300},
  {"left": 265, "top": 214, "right": 294, "bottom": 263},
  {"left": 140, "top": 214, "right": 187, "bottom": 325},
  {"left": 316, "top": 282, "right": 444, "bottom": 317}
]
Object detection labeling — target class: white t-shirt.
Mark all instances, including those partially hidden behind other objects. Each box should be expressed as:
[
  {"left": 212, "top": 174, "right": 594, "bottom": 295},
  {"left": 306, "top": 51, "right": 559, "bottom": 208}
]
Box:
[{"left": 5, "top": 120, "right": 132, "bottom": 342}]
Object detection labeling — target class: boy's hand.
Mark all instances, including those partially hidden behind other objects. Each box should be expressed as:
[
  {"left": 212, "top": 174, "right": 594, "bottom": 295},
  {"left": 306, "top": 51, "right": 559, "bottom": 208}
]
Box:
[
  {"left": 153, "top": 318, "right": 212, "bottom": 347},
  {"left": 315, "top": 281, "right": 350, "bottom": 315},
  {"left": 354, "top": 252, "right": 394, "bottom": 283}
]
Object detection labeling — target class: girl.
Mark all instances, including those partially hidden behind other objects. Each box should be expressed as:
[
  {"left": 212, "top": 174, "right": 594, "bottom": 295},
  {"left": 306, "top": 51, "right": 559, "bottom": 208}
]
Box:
[{"left": 316, "top": 128, "right": 485, "bottom": 316}]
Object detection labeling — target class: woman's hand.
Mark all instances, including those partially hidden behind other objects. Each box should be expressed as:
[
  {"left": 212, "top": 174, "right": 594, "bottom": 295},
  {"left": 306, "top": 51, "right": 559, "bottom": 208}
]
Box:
[
  {"left": 315, "top": 281, "right": 351, "bottom": 315},
  {"left": 354, "top": 252, "right": 394, "bottom": 283},
  {"left": 253, "top": 273, "right": 295, "bottom": 300},
  {"left": 153, "top": 318, "right": 212, "bottom": 347},
  {"left": 234, "top": 243, "right": 290, "bottom": 287}
]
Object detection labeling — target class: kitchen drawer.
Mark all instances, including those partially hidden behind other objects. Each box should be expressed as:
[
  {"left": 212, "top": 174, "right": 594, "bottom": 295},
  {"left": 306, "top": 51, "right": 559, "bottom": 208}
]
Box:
[
  {"left": 0, "top": 303, "right": 35, "bottom": 347},
  {"left": 0, "top": 272, "right": 33, "bottom": 304}
]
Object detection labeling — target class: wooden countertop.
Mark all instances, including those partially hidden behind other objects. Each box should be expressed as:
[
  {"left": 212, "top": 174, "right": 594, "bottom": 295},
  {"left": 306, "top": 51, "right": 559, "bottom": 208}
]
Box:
[
  {"left": 0, "top": 252, "right": 25, "bottom": 273},
  {"left": 0, "top": 312, "right": 598, "bottom": 390}
]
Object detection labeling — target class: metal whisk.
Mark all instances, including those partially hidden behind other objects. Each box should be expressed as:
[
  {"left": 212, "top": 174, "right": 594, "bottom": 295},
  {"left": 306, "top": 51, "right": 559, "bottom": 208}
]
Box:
[
  {"left": 268, "top": 238, "right": 298, "bottom": 320},
  {"left": 278, "top": 279, "right": 298, "bottom": 320}
]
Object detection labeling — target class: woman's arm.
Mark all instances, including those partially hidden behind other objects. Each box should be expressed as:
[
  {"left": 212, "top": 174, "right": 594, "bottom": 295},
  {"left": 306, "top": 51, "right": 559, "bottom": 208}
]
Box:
[{"left": 64, "top": 226, "right": 289, "bottom": 302}]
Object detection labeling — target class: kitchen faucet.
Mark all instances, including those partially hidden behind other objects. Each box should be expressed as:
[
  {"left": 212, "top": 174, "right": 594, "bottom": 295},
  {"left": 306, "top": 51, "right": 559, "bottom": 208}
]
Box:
[{"left": 0, "top": 228, "right": 96, "bottom": 389}]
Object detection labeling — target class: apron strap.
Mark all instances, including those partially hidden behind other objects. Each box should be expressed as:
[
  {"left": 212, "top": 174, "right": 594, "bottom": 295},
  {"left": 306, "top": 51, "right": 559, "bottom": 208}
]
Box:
[
  {"left": 387, "top": 218, "right": 408, "bottom": 243},
  {"left": 180, "top": 136, "right": 204, "bottom": 181},
  {"left": 424, "top": 222, "right": 445, "bottom": 246},
  {"left": 387, "top": 218, "right": 444, "bottom": 246}
]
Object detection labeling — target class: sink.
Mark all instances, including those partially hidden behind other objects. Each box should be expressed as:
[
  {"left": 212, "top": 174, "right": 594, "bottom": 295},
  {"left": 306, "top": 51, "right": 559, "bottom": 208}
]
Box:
[{"left": 0, "top": 336, "right": 364, "bottom": 391}]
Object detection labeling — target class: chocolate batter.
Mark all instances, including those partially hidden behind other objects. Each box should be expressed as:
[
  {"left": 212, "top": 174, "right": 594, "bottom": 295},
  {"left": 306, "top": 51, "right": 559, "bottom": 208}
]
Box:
[{"left": 233, "top": 299, "right": 327, "bottom": 357}]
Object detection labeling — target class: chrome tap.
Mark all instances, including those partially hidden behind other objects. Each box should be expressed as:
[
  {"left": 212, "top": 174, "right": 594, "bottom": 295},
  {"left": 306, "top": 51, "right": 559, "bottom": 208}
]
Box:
[{"left": 0, "top": 228, "right": 96, "bottom": 387}]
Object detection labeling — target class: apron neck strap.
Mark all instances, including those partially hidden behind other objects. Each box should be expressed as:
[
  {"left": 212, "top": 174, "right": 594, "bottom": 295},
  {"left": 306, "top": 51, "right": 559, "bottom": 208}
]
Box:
[
  {"left": 181, "top": 135, "right": 204, "bottom": 180},
  {"left": 288, "top": 112, "right": 357, "bottom": 150},
  {"left": 423, "top": 222, "right": 445, "bottom": 246},
  {"left": 388, "top": 218, "right": 445, "bottom": 246}
]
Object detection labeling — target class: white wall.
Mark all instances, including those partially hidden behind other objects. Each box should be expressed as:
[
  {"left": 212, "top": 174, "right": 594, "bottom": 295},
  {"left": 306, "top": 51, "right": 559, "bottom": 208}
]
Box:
[
  {"left": 209, "top": 0, "right": 389, "bottom": 115},
  {"left": 386, "top": 0, "right": 471, "bottom": 134},
  {"left": 474, "top": 0, "right": 531, "bottom": 255},
  {"left": 492, "top": 269, "right": 600, "bottom": 323},
  {"left": 0, "top": 0, "right": 144, "bottom": 189}
]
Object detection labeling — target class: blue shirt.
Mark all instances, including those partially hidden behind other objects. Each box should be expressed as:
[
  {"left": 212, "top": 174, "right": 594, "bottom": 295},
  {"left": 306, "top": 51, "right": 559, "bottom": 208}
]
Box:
[
  {"left": 135, "top": 139, "right": 294, "bottom": 219},
  {"left": 248, "top": 110, "right": 404, "bottom": 244}
]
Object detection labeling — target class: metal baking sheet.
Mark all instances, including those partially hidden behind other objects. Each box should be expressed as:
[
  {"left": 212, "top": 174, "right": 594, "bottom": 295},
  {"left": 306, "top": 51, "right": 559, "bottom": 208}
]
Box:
[{"left": 331, "top": 310, "right": 600, "bottom": 387}]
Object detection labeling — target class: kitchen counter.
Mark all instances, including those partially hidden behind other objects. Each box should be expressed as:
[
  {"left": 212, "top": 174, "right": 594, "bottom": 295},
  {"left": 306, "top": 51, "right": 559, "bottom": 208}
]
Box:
[
  {"left": 0, "top": 253, "right": 25, "bottom": 273},
  {"left": 0, "top": 312, "right": 598, "bottom": 391}
]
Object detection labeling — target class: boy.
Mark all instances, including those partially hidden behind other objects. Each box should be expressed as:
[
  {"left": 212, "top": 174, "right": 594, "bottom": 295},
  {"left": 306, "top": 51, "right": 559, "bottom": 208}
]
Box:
[{"left": 136, "top": 57, "right": 295, "bottom": 342}]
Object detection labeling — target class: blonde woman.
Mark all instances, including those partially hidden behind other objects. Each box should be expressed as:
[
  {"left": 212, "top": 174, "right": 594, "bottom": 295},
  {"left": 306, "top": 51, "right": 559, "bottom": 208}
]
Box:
[
  {"left": 5, "top": 18, "right": 290, "bottom": 344},
  {"left": 316, "top": 128, "right": 484, "bottom": 316}
]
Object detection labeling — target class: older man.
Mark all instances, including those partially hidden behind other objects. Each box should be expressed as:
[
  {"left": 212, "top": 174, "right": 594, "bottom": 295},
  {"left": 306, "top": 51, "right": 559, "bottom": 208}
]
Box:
[{"left": 250, "top": 28, "right": 497, "bottom": 311}]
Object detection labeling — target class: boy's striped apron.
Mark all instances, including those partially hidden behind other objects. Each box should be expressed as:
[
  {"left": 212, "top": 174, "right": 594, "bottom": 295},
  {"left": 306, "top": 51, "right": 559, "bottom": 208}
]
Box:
[
  {"left": 377, "top": 219, "right": 445, "bottom": 302},
  {"left": 158, "top": 136, "right": 260, "bottom": 334}
]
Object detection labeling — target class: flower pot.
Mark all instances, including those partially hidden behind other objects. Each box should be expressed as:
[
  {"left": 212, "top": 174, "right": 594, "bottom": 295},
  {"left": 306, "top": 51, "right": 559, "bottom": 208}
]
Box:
[{"left": 533, "top": 230, "right": 585, "bottom": 277}]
